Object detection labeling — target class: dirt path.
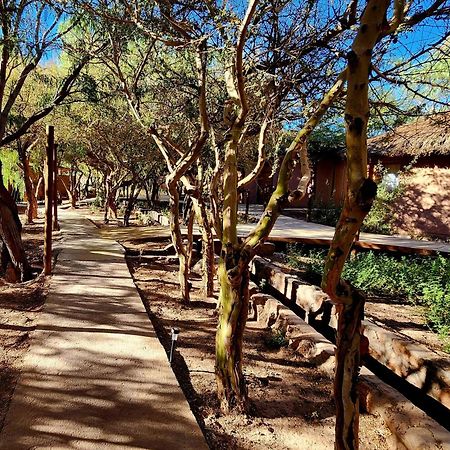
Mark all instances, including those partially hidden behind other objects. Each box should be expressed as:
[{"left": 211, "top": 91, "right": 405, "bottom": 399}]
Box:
[
  {"left": 126, "top": 255, "right": 391, "bottom": 449},
  {"left": 0, "top": 210, "right": 206, "bottom": 450}
]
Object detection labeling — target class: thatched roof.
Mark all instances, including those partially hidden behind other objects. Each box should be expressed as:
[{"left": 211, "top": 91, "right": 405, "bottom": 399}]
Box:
[{"left": 368, "top": 112, "right": 450, "bottom": 158}]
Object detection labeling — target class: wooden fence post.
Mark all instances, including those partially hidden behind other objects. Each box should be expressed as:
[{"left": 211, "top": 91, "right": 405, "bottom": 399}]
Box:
[
  {"left": 52, "top": 143, "right": 59, "bottom": 231},
  {"left": 44, "top": 125, "right": 54, "bottom": 275}
]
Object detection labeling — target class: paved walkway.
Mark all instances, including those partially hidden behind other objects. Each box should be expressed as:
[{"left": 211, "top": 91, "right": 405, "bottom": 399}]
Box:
[
  {"left": 0, "top": 210, "right": 207, "bottom": 450},
  {"left": 237, "top": 205, "right": 450, "bottom": 255}
]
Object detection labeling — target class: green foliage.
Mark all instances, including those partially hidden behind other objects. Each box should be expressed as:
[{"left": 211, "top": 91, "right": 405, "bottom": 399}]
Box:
[
  {"left": 264, "top": 328, "right": 288, "bottom": 350},
  {"left": 361, "top": 183, "right": 399, "bottom": 234},
  {"left": 287, "top": 246, "right": 450, "bottom": 349},
  {"left": 78, "top": 74, "right": 100, "bottom": 102},
  {"left": 92, "top": 196, "right": 103, "bottom": 208},
  {"left": 0, "top": 150, "right": 24, "bottom": 194},
  {"left": 361, "top": 165, "right": 404, "bottom": 234},
  {"left": 309, "top": 204, "right": 342, "bottom": 228},
  {"left": 308, "top": 122, "right": 345, "bottom": 161}
]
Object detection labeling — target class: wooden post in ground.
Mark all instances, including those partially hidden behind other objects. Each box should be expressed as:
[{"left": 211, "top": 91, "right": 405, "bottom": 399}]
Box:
[
  {"left": 44, "top": 125, "right": 54, "bottom": 275},
  {"left": 52, "top": 144, "right": 59, "bottom": 231}
]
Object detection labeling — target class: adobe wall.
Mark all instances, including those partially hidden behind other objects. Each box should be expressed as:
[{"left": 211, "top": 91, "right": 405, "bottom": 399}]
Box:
[{"left": 393, "top": 166, "right": 450, "bottom": 239}]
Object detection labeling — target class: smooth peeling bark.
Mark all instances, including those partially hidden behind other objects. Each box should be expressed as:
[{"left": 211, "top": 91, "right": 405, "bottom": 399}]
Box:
[
  {"left": 320, "top": 2, "right": 391, "bottom": 449},
  {"left": 215, "top": 256, "right": 250, "bottom": 413},
  {"left": 0, "top": 199, "right": 31, "bottom": 281},
  {"left": 216, "top": 120, "right": 247, "bottom": 412},
  {"left": 334, "top": 290, "right": 365, "bottom": 450},
  {"left": 186, "top": 208, "right": 195, "bottom": 269},
  {"left": 215, "top": 61, "right": 345, "bottom": 414},
  {"left": 0, "top": 163, "right": 31, "bottom": 281}
]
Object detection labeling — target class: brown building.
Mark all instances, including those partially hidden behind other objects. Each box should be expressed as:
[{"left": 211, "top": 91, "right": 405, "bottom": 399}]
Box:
[
  {"left": 367, "top": 113, "right": 450, "bottom": 239},
  {"left": 244, "top": 113, "right": 450, "bottom": 239}
]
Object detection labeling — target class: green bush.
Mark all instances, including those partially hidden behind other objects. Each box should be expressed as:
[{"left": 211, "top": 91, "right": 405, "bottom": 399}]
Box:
[
  {"left": 309, "top": 204, "right": 342, "bottom": 228},
  {"left": 264, "top": 328, "right": 288, "bottom": 349},
  {"left": 287, "top": 246, "right": 450, "bottom": 348},
  {"left": 361, "top": 184, "right": 401, "bottom": 235}
]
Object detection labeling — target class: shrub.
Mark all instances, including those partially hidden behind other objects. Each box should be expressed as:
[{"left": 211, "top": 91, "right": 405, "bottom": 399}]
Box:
[
  {"left": 287, "top": 246, "right": 450, "bottom": 350},
  {"left": 361, "top": 183, "right": 402, "bottom": 235},
  {"left": 264, "top": 328, "right": 288, "bottom": 349},
  {"left": 309, "top": 204, "right": 342, "bottom": 228}
]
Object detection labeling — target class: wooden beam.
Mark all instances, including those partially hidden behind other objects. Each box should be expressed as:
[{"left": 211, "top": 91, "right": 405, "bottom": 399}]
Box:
[{"left": 44, "top": 125, "right": 54, "bottom": 275}]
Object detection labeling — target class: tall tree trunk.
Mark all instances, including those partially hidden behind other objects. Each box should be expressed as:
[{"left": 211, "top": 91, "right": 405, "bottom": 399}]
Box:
[
  {"left": 186, "top": 207, "right": 195, "bottom": 269},
  {"left": 61, "top": 177, "right": 75, "bottom": 207},
  {"left": 321, "top": 2, "right": 391, "bottom": 449},
  {"left": 167, "top": 179, "right": 191, "bottom": 303},
  {"left": 144, "top": 182, "right": 152, "bottom": 207},
  {"left": 150, "top": 179, "right": 159, "bottom": 205},
  {"left": 83, "top": 170, "right": 92, "bottom": 199},
  {"left": 215, "top": 253, "right": 250, "bottom": 413},
  {"left": 36, "top": 176, "right": 43, "bottom": 201},
  {"left": 216, "top": 120, "right": 245, "bottom": 410},
  {"left": 124, "top": 182, "right": 139, "bottom": 226},
  {"left": 216, "top": 70, "right": 345, "bottom": 413},
  {"left": 104, "top": 175, "right": 111, "bottom": 224},
  {"left": 70, "top": 168, "right": 79, "bottom": 208}
]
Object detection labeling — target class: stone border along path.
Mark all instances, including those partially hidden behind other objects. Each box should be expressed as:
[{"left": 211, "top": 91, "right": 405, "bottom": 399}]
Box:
[
  {"left": 250, "top": 256, "right": 450, "bottom": 411},
  {"left": 247, "top": 284, "right": 450, "bottom": 450},
  {"left": 0, "top": 209, "right": 207, "bottom": 450},
  {"left": 250, "top": 256, "right": 450, "bottom": 429}
]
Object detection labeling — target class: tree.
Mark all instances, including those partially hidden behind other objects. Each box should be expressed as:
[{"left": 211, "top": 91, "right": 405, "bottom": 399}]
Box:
[
  {"left": 73, "top": 0, "right": 450, "bottom": 442},
  {"left": 0, "top": 0, "right": 94, "bottom": 280}
]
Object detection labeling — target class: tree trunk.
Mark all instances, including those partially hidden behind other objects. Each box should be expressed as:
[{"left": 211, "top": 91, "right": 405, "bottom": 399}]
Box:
[
  {"left": 186, "top": 207, "right": 195, "bottom": 269},
  {"left": 167, "top": 180, "right": 191, "bottom": 303},
  {"left": 150, "top": 179, "right": 159, "bottom": 205},
  {"left": 192, "top": 196, "right": 215, "bottom": 297},
  {"left": 320, "top": 2, "right": 390, "bottom": 448},
  {"left": 109, "top": 188, "right": 118, "bottom": 219},
  {"left": 60, "top": 177, "right": 75, "bottom": 207},
  {"left": 104, "top": 176, "right": 111, "bottom": 224},
  {"left": 215, "top": 255, "right": 250, "bottom": 413},
  {"left": 70, "top": 188, "right": 78, "bottom": 208},
  {"left": 22, "top": 155, "right": 38, "bottom": 224},
  {"left": 144, "top": 182, "right": 152, "bottom": 207},
  {"left": 69, "top": 168, "right": 79, "bottom": 208},
  {"left": 0, "top": 163, "right": 31, "bottom": 281},
  {"left": 83, "top": 171, "right": 92, "bottom": 199},
  {"left": 124, "top": 182, "right": 139, "bottom": 226}
]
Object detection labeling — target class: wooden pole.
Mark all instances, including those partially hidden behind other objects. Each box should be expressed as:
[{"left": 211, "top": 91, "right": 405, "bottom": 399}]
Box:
[
  {"left": 52, "top": 144, "right": 59, "bottom": 231},
  {"left": 44, "top": 125, "right": 54, "bottom": 275}
]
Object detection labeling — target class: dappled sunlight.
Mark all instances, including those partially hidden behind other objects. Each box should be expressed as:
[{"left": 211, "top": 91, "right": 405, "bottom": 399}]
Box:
[{"left": 0, "top": 209, "right": 207, "bottom": 449}]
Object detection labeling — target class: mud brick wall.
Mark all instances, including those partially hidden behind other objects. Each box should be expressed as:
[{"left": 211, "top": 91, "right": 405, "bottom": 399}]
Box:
[{"left": 393, "top": 167, "right": 450, "bottom": 239}]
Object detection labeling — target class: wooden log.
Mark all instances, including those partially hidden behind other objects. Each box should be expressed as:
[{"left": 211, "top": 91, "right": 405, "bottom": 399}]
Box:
[
  {"left": 44, "top": 125, "right": 54, "bottom": 275},
  {"left": 52, "top": 144, "right": 59, "bottom": 231}
]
